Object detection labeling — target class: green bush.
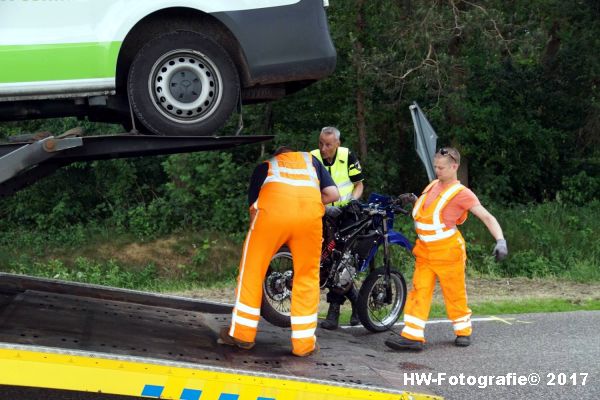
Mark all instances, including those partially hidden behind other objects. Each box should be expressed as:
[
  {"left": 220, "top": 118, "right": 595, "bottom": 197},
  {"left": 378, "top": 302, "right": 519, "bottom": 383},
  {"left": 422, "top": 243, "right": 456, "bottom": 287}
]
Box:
[
  {"left": 463, "top": 201, "right": 599, "bottom": 280},
  {"left": 559, "top": 171, "right": 600, "bottom": 206},
  {"left": 162, "top": 151, "right": 253, "bottom": 234}
]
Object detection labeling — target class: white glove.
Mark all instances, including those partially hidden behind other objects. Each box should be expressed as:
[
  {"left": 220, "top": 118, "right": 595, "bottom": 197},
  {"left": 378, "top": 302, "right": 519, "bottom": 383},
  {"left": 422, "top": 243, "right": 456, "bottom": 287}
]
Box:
[{"left": 493, "top": 239, "right": 508, "bottom": 261}]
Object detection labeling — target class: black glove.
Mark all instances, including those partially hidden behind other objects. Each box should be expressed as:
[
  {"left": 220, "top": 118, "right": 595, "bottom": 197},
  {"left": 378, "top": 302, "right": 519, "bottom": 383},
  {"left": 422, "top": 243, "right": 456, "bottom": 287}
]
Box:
[
  {"left": 398, "top": 193, "right": 418, "bottom": 206},
  {"left": 493, "top": 239, "right": 508, "bottom": 261},
  {"left": 347, "top": 198, "right": 361, "bottom": 211},
  {"left": 348, "top": 199, "right": 361, "bottom": 206}
]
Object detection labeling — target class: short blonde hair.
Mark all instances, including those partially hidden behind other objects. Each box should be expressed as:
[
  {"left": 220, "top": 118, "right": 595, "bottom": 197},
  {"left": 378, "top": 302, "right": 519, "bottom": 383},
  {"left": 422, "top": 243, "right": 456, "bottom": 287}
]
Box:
[{"left": 436, "top": 147, "right": 461, "bottom": 165}]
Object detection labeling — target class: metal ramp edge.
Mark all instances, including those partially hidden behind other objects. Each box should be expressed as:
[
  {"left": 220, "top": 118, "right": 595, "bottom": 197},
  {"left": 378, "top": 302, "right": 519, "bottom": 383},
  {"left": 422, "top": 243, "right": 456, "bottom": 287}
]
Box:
[
  {"left": 0, "top": 272, "right": 233, "bottom": 314},
  {"left": 0, "top": 134, "right": 273, "bottom": 198}
]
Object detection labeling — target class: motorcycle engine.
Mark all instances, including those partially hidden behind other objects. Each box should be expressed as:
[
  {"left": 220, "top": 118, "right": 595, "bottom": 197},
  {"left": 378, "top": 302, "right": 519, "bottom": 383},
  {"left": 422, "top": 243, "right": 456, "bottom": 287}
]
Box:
[{"left": 331, "top": 251, "right": 357, "bottom": 294}]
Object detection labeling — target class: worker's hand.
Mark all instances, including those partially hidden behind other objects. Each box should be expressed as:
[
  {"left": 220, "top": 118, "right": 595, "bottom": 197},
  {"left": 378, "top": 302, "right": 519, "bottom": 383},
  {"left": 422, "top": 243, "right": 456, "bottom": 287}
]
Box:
[
  {"left": 493, "top": 239, "right": 508, "bottom": 261},
  {"left": 398, "top": 193, "right": 418, "bottom": 206}
]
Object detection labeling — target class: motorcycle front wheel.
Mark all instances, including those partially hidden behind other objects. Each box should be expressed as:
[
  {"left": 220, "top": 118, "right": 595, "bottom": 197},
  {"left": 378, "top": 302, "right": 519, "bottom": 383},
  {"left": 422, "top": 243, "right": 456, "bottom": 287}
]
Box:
[
  {"left": 356, "top": 267, "right": 407, "bottom": 332},
  {"left": 260, "top": 248, "right": 293, "bottom": 328}
]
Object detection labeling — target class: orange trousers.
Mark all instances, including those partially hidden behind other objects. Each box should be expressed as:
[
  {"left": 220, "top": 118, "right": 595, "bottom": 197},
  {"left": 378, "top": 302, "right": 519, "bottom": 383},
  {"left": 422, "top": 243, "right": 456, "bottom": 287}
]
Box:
[
  {"left": 401, "top": 232, "right": 472, "bottom": 342},
  {"left": 228, "top": 187, "right": 323, "bottom": 356}
]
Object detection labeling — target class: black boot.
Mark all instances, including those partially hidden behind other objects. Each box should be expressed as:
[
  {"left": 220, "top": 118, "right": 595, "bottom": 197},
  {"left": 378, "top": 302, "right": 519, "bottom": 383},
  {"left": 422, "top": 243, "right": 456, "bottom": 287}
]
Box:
[
  {"left": 320, "top": 303, "right": 341, "bottom": 330},
  {"left": 350, "top": 307, "right": 360, "bottom": 326},
  {"left": 347, "top": 285, "right": 360, "bottom": 326},
  {"left": 385, "top": 335, "right": 424, "bottom": 351},
  {"left": 455, "top": 335, "right": 471, "bottom": 347}
]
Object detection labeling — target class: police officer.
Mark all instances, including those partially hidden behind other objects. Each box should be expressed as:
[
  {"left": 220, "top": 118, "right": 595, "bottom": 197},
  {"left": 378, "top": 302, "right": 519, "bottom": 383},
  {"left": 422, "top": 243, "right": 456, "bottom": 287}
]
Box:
[{"left": 311, "top": 127, "right": 365, "bottom": 330}]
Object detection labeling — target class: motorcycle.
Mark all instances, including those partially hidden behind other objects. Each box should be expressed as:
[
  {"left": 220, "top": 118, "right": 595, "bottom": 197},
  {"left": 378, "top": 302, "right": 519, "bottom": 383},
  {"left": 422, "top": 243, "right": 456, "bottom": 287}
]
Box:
[{"left": 260, "top": 193, "right": 413, "bottom": 332}]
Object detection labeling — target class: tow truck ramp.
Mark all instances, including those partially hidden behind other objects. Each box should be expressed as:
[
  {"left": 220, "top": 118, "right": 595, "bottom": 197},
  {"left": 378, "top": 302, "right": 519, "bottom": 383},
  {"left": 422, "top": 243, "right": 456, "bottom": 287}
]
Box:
[{"left": 0, "top": 273, "right": 440, "bottom": 400}]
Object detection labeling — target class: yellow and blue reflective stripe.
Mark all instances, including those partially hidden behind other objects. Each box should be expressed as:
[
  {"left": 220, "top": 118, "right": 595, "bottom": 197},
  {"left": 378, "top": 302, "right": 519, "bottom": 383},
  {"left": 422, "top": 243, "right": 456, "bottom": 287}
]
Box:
[
  {"left": 218, "top": 394, "right": 238, "bottom": 400},
  {"left": 183, "top": 389, "right": 204, "bottom": 400},
  {"left": 142, "top": 385, "right": 165, "bottom": 397},
  {"left": 142, "top": 388, "right": 269, "bottom": 400},
  {"left": 0, "top": 344, "right": 441, "bottom": 400}
]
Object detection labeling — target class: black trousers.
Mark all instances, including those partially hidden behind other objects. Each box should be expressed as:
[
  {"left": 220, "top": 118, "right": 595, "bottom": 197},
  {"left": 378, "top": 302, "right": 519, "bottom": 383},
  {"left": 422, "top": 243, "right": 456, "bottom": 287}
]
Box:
[{"left": 326, "top": 284, "right": 359, "bottom": 305}]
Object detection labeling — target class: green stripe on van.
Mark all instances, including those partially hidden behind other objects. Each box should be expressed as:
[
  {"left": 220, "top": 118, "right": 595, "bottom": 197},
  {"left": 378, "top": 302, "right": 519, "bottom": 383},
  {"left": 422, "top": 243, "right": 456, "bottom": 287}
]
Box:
[{"left": 0, "top": 42, "right": 121, "bottom": 83}]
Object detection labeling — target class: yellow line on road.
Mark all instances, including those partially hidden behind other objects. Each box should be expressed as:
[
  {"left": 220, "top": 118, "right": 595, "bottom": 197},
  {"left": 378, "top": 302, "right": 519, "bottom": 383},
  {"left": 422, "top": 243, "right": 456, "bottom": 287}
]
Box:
[{"left": 488, "top": 316, "right": 515, "bottom": 325}]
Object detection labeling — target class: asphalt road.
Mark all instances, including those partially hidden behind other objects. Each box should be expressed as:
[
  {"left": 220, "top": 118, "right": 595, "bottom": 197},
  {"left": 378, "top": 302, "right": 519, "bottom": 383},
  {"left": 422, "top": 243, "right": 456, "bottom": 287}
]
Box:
[{"left": 344, "top": 310, "right": 600, "bottom": 399}]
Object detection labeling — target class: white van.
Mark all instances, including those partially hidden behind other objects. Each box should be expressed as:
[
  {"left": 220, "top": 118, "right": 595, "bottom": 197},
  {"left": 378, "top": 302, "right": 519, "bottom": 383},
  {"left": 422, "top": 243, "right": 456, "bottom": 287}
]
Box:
[{"left": 0, "top": 0, "right": 336, "bottom": 135}]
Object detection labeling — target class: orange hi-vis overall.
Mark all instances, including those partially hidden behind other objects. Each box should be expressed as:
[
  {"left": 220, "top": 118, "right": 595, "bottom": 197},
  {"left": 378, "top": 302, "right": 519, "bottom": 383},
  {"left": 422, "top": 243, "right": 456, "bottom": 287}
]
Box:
[
  {"left": 228, "top": 152, "right": 325, "bottom": 356},
  {"left": 401, "top": 179, "right": 472, "bottom": 342}
]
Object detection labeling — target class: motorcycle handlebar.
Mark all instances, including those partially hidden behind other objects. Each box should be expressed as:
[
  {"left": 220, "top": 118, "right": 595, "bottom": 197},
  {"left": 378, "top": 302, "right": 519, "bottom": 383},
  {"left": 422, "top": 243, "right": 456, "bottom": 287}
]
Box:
[
  {"left": 361, "top": 202, "right": 409, "bottom": 216},
  {"left": 393, "top": 206, "right": 410, "bottom": 215}
]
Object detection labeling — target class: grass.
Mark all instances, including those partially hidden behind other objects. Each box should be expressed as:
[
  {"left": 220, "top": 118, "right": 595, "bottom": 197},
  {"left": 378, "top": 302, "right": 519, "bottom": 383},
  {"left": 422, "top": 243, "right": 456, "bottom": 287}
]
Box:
[
  {"left": 336, "top": 298, "right": 600, "bottom": 324},
  {"left": 432, "top": 298, "right": 600, "bottom": 317}
]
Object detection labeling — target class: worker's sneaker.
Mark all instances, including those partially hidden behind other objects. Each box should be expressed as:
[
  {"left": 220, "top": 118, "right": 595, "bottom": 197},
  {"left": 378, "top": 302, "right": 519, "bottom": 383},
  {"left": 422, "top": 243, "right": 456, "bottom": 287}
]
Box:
[
  {"left": 385, "top": 335, "right": 424, "bottom": 351},
  {"left": 293, "top": 342, "right": 319, "bottom": 357},
  {"left": 455, "top": 335, "right": 471, "bottom": 347},
  {"left": 217, "top": 327, "right": 255, "bottom": 350}
]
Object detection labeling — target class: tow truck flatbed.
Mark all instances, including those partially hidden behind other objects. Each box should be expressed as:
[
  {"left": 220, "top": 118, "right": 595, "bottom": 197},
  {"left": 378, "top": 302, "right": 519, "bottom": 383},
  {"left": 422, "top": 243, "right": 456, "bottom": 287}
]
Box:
[{"left": 0, "top": 273, "right": 439, "bottom": 399}]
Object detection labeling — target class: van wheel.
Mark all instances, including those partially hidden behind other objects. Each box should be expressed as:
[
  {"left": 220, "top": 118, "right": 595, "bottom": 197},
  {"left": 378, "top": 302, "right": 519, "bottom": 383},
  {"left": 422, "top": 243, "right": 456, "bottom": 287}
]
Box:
[{"left": 127, "top": 31, "right": 239, "bottom": 136}]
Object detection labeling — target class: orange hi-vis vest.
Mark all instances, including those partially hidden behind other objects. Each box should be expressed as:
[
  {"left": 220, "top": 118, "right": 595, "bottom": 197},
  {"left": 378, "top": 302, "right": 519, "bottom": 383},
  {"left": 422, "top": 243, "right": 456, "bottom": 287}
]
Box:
[
  {"left": 258, "top": 151, "right": 320, "bottom": 198},
  {"left": 412, "top": 179, "right": 467, "bottom": 244}
]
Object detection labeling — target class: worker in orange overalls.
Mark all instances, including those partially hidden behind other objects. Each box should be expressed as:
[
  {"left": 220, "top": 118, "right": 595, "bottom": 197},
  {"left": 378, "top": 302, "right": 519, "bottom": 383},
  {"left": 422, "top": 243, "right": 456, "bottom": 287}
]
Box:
[
  {"left": 386, "top": 147, "right": 508, "bottom": 351},
  {"left": 218, "top": 146, "right": 339, "bottom": 356}
]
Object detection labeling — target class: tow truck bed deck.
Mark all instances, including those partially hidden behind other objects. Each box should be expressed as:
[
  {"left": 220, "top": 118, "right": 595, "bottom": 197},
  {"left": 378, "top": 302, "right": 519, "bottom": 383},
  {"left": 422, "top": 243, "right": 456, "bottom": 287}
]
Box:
[{"left": 0, "top": 273, "right": 439, "bottom": 399}]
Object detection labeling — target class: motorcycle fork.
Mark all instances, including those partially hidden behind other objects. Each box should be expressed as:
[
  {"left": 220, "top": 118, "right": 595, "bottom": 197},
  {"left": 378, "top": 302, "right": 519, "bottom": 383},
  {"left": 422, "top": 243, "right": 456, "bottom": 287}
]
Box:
[{"left": 381, "top": 216, "right": 393, "bottom": 304}]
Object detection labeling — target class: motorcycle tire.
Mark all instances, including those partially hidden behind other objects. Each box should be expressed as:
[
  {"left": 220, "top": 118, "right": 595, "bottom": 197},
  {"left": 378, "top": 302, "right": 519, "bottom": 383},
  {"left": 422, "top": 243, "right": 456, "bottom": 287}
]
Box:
[
  {"left": 260, "top": 247, "right": 293, "bottom": 328},
  {"left": 356, "top": 267, "right": 407, "bottom": 332}
]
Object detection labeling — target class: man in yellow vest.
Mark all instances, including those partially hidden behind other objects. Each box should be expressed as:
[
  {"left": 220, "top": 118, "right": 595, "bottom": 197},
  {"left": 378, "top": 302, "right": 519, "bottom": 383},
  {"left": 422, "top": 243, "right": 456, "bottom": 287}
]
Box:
[
  {"left": 311, "top": 126, "right": 365, "bottom": 330},
  {"left": 218, "top": 147, "right": 339, "bottom": 356},
  {"left": 386, "top": 147, "right": 508, "bottom": 351}
]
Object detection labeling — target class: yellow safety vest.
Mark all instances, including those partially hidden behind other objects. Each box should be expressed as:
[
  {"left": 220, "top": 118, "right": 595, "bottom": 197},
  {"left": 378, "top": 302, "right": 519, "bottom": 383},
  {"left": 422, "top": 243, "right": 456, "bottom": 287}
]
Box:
[{"left": 311, "top": 147, "right": 355, "bottom": 206}]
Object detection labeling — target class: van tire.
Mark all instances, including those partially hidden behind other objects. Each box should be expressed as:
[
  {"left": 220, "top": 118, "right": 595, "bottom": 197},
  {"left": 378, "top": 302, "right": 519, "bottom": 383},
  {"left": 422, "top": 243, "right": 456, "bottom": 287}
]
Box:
[{"left": 127, "top": 31, "right": 239, "bottom": 136}]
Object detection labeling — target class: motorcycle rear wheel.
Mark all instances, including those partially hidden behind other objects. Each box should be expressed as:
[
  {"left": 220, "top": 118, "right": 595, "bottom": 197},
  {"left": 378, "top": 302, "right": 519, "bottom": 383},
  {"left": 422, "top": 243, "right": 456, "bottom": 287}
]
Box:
[
  {"left": 261, "top": 248, "right": 293, "bottom": 328},
  {"left": 356, "top": 267, "right": 407, "bottom": 332}
]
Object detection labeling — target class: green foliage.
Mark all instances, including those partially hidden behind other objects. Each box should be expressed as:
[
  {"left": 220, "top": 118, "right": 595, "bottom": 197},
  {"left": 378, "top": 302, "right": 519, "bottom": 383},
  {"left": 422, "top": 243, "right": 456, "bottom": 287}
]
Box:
[
  {"left": 558, "top": 171, "right": 600, "bottom": 206},
  {"left": 7, "top": 257, "right": 160, "bottom": 290},
  {"left": 191, "top": 238, "right": 214, "bottom": 266},
  {"left": 0, "top": 156, "right": 167, "bottom": 235},
  {"left": 161, "top": 151, "right": 253, "bottom": 234},
  {"left": 463, "top": 201, "right": 599, "bottom": 280},
  {"left": 0, "top": 117, "right": 122, "bottom": 139}
]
